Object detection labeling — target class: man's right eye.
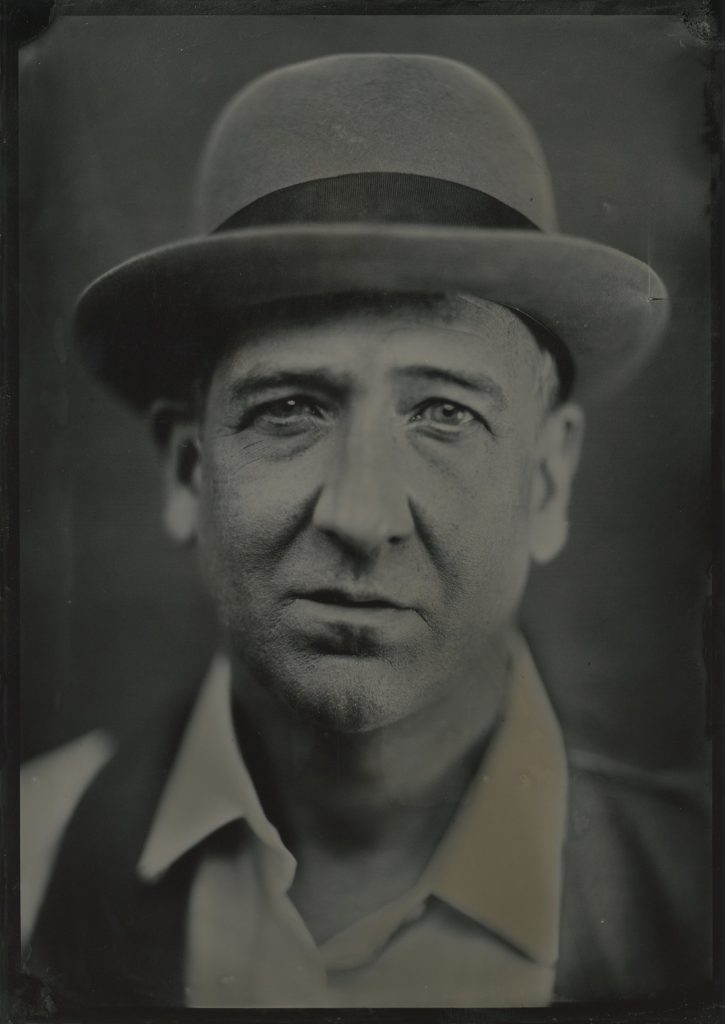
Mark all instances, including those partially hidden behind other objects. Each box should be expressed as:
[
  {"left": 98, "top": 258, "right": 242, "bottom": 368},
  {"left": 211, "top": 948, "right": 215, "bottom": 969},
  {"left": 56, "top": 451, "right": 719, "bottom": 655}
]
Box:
[{"left": 245, "top": 396, "right": 326, "bottom": 432}]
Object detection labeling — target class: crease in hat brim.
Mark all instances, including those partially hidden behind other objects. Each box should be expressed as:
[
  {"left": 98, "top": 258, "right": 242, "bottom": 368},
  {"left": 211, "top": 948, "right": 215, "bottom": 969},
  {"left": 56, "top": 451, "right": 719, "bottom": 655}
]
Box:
[{"left": 74, "top": 224, "right": 670, "bottom": 411}]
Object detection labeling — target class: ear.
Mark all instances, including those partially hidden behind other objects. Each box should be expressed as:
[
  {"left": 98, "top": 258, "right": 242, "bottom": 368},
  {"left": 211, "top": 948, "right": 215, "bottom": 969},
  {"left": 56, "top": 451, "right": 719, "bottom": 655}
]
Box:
[
  {"left": 528, "top": 403, "right": 585, "bottom": 565},
  {"left": 149, "top": 400, "right": 203, "bottom": 546}
]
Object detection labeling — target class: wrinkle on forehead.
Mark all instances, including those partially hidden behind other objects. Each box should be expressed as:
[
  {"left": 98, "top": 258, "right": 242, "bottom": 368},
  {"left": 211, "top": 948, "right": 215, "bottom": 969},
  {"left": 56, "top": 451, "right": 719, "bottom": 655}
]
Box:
[
  {"left": 421, "top": 294, "right": 558, "bottom": 393},
  {"left": 202, "top": 292, "right": 560, "bottom": 419},
  {"left": 375, "top": 295, "right": 559, "bottom": 414}
]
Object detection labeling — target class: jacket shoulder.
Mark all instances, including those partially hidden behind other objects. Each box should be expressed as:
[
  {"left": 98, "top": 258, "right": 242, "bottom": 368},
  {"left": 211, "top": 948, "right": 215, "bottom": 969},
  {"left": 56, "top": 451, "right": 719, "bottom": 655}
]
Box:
[
  {"left": 23, "top": 696, "right": 197, "bottom": 1009},
  {"left": 21, "top": 731, "right": 116, "bottom": 944},
  {"left": 557, "top": 749, "right": 711, "bottom": 1001}
]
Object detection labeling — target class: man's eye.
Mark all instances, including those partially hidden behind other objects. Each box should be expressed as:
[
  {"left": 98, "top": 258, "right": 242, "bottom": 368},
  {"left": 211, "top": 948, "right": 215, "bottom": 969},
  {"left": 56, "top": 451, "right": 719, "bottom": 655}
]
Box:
[
  {"left": 410, "top": 400, "right": 481, "bottom": 432},
  {"left": 249, "top": 396, "right": 325, "bottom": 430}
]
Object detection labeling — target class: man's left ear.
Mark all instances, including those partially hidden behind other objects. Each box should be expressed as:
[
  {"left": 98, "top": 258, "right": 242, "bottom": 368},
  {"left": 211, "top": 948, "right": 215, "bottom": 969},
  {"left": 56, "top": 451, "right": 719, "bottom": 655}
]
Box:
[
  {"left": 528, "top": 403, "right": 585, "bottom": 565},
  {"left": 149, "top": 400, "right": 203, "bottom": 546}
]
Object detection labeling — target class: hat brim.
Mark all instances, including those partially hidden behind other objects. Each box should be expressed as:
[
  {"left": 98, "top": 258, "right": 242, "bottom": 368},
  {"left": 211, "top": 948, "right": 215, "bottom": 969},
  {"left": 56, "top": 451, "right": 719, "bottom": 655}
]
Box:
[{"left": 74, "top": 224, "right": 669, "bottom": 410}]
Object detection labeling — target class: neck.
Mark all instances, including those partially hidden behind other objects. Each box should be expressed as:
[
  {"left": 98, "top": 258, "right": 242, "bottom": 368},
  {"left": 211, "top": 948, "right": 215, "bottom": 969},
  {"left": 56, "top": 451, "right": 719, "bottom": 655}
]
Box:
[{"left": 229, "top": 639, "right": 512, "bottom": 863}]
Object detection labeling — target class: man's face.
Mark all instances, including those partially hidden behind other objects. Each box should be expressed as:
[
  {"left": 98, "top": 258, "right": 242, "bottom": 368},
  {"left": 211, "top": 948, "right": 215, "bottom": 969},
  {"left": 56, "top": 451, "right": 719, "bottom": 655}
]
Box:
[{"left": 167, "top": 297, "right": 582, "bottom": 733}]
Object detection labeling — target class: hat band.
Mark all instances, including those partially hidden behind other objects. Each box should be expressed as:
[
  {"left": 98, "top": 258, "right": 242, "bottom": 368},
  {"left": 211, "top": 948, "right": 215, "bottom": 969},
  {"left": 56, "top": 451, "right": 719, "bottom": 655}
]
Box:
[{"left": 214, "top": 172, "right": 541, "bottom": 233}]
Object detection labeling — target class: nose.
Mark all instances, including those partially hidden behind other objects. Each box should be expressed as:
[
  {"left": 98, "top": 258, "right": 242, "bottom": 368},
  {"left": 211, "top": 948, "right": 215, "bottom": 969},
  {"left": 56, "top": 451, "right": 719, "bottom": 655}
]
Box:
[{"left": 312, "top": 416, "right": 415, "bottom": 557}]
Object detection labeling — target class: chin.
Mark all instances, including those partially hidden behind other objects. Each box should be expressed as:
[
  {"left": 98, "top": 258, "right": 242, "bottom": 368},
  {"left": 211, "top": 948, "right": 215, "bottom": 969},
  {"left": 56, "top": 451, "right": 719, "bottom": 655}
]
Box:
[{"left": 265, "top": 654, "right": 425, "bottom": 735}]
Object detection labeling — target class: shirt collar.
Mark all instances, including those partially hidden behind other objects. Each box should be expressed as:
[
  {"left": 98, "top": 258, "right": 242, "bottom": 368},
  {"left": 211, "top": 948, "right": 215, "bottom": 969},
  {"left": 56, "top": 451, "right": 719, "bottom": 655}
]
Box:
[
  {"left": 424, "top": 631, "right": 567, "bottom": 965},
  {"left": 137, "top": 653, "right": 292, "bottom": 884},
  {"left": 137, "top": 636, "right": 567, "bottom": 966}
]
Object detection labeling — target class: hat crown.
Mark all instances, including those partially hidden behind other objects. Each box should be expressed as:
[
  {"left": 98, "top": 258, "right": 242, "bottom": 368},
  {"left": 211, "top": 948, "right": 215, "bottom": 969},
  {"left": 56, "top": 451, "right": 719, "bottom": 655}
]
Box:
[{"left": 195, "top": 53, "right": 558, "bottom": 234}]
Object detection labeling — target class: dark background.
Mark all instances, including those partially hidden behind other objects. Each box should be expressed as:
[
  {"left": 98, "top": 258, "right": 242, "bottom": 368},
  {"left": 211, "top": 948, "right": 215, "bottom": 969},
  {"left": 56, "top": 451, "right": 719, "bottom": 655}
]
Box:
[{"left": 19, "top": 14, "right": 711, "bottom": 777}]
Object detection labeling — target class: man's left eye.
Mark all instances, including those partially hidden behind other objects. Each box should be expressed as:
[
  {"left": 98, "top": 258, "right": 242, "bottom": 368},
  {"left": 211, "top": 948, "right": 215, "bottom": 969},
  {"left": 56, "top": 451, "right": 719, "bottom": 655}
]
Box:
[{"left": 409, "top": 400, "right": 481, "bottom": 431}]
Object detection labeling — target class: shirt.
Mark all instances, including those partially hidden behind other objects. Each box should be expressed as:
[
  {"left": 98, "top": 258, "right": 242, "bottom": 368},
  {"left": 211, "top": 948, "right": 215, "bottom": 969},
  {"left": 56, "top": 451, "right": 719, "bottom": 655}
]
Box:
[{"left": 136, "top": 634, "right": 568, "bottom": 1008}]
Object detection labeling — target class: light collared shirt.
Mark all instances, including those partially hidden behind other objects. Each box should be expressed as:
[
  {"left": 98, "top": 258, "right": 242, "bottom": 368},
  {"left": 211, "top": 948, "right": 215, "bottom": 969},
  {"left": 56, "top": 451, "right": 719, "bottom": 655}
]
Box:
[{"left": 136, "top": 634, "right": 567, "bottom": 1007}]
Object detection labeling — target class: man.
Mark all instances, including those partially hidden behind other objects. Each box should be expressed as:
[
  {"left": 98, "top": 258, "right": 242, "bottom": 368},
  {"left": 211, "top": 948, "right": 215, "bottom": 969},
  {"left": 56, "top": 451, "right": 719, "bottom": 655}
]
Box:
[{"left": 22, "top": 53, "right": 710, "bottom": 1008}]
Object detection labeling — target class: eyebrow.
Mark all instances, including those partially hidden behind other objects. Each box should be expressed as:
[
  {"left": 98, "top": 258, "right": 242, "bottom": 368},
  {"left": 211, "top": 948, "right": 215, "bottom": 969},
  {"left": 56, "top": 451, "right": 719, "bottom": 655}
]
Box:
[
  {"left": 225, "top": 368, "right": 352, "bottom": 404},
  {"left": 394, "top": 365, "right": 508, "bottom": 411}
]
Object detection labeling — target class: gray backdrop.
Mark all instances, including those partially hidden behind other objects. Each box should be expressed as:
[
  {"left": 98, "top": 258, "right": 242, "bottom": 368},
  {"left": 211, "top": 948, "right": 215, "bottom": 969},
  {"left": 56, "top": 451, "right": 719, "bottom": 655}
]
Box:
[{"left": 19, "top": 14, "right": 711, "bottom": 776}]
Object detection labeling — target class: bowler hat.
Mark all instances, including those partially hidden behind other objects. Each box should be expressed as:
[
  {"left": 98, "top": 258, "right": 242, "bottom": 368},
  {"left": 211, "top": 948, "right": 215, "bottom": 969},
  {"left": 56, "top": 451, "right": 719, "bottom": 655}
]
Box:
[{"left": 75, "top": 53, "right": 669, "bottom": 410}]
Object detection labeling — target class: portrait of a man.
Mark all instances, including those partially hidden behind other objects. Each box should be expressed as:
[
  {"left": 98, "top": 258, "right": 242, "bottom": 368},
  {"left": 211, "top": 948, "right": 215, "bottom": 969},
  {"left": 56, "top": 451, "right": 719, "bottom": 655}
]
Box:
[{"left": 17, "top": 13, "right": 712, "bottom": 1012}]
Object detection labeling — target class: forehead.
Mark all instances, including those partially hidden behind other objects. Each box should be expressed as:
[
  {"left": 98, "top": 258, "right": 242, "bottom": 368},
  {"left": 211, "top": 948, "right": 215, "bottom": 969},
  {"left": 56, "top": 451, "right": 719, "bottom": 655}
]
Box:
[{"left": 208, "top": 294, "right": 546, "bottom": 397}]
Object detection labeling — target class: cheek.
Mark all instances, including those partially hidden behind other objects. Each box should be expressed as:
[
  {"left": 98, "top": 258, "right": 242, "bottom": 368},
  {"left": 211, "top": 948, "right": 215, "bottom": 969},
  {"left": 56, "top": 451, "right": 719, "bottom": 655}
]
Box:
[
  {"left": 195, "top": 439, "right": 315, "bottom": 593},
  {"left": 425, "top": 442, "right": 534, "bottom": 610}
]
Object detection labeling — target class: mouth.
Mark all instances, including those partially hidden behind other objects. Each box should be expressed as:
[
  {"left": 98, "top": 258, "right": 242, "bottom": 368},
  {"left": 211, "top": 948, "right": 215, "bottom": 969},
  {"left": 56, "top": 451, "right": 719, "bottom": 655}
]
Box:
[
  {"left": 286, "top": 588, "right": 422, "bottom": 653},
  {"left": 296, "top": 588, "right": 410, "bottom": 611}
]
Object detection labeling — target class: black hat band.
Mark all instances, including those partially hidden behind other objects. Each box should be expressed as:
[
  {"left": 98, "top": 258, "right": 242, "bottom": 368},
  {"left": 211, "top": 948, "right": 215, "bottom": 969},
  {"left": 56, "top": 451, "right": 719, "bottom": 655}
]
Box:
[{"left": 214, "top": 172, "right": 541, "bottom": 233}]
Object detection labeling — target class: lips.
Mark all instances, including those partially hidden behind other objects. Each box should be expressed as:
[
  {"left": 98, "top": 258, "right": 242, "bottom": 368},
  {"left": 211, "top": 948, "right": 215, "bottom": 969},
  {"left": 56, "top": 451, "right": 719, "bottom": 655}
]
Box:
[
  {"left": 295, "top": 587, "right": 410, "bottom": 610},
  {"left": 285, "top": 586, "right": 421, "bottom": 652}
]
